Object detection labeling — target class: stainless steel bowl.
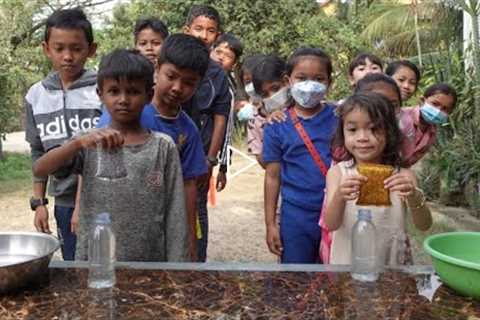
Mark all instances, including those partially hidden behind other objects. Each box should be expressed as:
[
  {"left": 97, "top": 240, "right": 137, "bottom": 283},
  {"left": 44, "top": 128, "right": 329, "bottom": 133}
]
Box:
[{"left": 0, "top": 232, "right": 60, "bottom": 293}]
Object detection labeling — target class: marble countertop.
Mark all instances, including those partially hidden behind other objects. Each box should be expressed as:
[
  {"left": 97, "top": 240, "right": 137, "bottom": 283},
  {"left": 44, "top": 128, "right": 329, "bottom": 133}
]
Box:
[{"left": 1, "top": 261, "right": 479, "bottom": 319}]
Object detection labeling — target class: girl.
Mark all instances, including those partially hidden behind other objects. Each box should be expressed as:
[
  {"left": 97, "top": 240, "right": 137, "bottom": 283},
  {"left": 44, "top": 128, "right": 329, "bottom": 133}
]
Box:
[
  {"left": 263, "top": 48, "right": 337, "bottom": 263},
  {"left": 324, "top": 92, "right": 432, "bottom": 264},
  {"left": 355, "top": 73, "right": 402, "bottom": 112},
  {"left": 348, "top": 53, "right": 384, "bottom": 87},
  {"left": 397, "top": 83, "right": 457, "bottom": 166},
  {"left": 386, "top": 60, "right": 421, "bottom": 102},
  {"left": 236, "top": 54, "right": 266, "bottom": 119},
  {"left": 247, "top": 54, "right": 288, "bottom": 168}
]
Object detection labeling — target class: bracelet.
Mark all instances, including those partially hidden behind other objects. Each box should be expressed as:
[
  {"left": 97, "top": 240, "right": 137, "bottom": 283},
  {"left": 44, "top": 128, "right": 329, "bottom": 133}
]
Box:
[{"left": 407, "top": 187, "right": 426, "bottom": 209}]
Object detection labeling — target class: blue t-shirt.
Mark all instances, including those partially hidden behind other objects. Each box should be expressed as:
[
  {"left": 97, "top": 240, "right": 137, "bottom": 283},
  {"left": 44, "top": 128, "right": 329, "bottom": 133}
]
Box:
[
  {"left": 97, "top": 104, "right": 207, "bottom": 180},
  {"left": 262, "top": 104, "right": 338, "bottom": 211}
]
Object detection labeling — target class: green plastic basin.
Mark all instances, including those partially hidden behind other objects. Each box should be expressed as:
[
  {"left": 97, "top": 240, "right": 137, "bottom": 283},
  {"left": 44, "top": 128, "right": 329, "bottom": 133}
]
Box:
[{"left": 424, "top": 232, "right": 480, "bottom": 300}]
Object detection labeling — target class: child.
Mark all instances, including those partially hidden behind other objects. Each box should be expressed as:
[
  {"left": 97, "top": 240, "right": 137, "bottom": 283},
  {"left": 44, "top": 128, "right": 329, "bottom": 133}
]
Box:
[
  {"left": 25, "top": 9, "right": 100, "bottom": 261},
  {"left": 248, "top": 55, "right": 288, "bottom": 168},
  {"left": 210, "top": 32, "right": 244, "bottom": 192},
  {"left": 324, "top": 92, "right": 432, "bottom": 264},
  {"left": 33, "top": 49, "right": 189, "bottom": 262},
  {"left": 348, "top": 53, "right": 384, "bottom": 87},
  {"left": 237, "top": 54, "right": 266, "bottom": 120},
  {"left": 397, "top": 83, "right": 457, "bottom": 166},
  {"left": 263, "top": 48, "right": 337, "bottom": 263},
  {"left": 183, "top": 4, "right": 232, "bottom": 262},
  {"left": 134, "top": 17, "right": 169, "bottom": 68},
  {"left": 97, "top": 34, "right": 210, "bottom": 261},
  {"left": 386, "top": 60, "right": 421, "bottom": 102},
  {"left": 355, "top": 73, "right": 402, "bottom": 111}
]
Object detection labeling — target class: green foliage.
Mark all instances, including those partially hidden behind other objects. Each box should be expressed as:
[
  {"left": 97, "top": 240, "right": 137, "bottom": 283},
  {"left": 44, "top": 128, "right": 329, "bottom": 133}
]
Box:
[
  {"left": 99, "top": 0, "right": 366, "bottom": 99},
  {"left": 0, "top": 152, "right": 31, "bottom": 181}
]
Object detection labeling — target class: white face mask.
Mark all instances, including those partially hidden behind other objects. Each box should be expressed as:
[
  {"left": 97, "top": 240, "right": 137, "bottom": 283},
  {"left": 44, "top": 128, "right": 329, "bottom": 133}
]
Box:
[
  {"left": 245, "top": 82, "right": 262, "bottom": 104},
  {"left": 263, "top": 87, "right": 289, "bottom": 113}
]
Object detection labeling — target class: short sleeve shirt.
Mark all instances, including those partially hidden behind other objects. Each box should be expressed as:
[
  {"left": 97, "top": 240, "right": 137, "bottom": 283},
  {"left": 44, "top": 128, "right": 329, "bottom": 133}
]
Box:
[{"left": 263, "top": 104, "right": 338, "bottom": 211}]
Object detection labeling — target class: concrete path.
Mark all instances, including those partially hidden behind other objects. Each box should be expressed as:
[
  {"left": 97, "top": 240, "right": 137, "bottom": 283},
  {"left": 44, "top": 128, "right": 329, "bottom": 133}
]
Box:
[{"left": 3, "top": 131, "right": 29, "bottom": 153}]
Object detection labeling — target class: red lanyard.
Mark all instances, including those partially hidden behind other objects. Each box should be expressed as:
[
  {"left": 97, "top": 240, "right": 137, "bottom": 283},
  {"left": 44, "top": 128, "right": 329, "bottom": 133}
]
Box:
[{"left": 289, "top": 108, "right": 328, "bottom": 176}]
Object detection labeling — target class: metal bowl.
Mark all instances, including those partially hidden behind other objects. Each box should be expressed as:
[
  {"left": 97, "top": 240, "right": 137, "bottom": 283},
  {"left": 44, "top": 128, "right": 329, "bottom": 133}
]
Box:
[{"left": 0, "top": 232, "right": 60, "bottom": 293}]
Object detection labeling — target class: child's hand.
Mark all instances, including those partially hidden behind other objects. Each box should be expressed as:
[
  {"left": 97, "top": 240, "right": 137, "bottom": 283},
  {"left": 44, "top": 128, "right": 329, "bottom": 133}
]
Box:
[
  {"left": 336, "top": 174, "right": 368, "bottom": 201},
  {"left": 78, "top": 128, "right": 124, "bottom": 150},
  {"left": 216, "top": 171, "right": 227, "bottom": 192},
  {"left": 266, "top": 224, "right": 283, "bottom": 256},
  {"left": 267, "top": 110, "right": 286, "bottom": 124},
  {"left": 71, "top": 207, "right": 79, "bottom": 234},
  {"left": 384, "top": 171, "right": 415, "bottom": 198}
]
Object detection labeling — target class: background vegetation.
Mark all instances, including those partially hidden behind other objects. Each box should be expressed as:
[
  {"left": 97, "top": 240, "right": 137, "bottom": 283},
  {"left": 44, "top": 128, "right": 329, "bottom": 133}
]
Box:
[{"left": 0, "top": 0, "right": 479, "bottom": 215}]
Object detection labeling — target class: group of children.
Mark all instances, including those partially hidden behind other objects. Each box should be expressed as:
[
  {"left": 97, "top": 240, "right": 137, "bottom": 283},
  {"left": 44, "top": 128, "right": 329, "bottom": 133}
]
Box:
[{"left": 26, "top": 5, "right": 458, "bottom": 265}]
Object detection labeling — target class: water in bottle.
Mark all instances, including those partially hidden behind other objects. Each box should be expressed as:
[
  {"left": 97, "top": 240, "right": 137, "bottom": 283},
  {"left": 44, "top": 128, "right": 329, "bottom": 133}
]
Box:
[
  {"left": 351, "top": 209, "right": 378, "bottom": 282},
  {"left": 88, "top": 212, "right": 116, "bottom": 289}
]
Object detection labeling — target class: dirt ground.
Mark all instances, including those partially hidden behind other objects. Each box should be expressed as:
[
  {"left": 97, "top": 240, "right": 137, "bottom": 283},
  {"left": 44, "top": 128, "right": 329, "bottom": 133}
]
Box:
[
  {"left": 0, "top": 150, "right": 276, "bottom": 263},
  {"left": 1, "top": 146, "right": 479, "bottom": 264}
]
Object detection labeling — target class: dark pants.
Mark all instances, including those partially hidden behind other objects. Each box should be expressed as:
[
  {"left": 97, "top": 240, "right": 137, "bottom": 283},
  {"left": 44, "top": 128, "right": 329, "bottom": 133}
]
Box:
[
  {"left": 280, "top": 201, "right": 321, "bottom": 264},
  {"left": 196, "top": 183, "right": 209, "bottom": 262},
  {"left": 54, "top": 205, "right": 76, "bottom": 261}
]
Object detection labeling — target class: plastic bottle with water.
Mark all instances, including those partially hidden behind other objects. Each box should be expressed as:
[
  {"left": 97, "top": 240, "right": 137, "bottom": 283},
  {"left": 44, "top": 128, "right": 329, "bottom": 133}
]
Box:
[
  {"left": 88, "top": 212, "right": 116, "bottom": 289},
  {"left": 351, "top": 209, "right": 379, "bottom": 282}
]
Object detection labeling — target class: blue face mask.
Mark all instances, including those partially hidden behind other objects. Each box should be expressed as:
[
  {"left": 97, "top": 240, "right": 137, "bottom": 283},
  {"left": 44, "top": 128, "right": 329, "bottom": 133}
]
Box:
[
  {"left": 420, "top": 103, "right": 448, "bottom": 125},
  {"left": 290, "top": 80, "right": 327, "bottom": 109},
  {"left": 237, "top": 103, "right": 256, "bottom": 121}
]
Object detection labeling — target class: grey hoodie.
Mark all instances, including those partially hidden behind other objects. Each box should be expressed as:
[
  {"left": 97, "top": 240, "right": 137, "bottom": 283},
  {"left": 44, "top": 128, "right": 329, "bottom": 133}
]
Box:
[{"left": 25, "top": 70, "right": 102, "bottom": 206}]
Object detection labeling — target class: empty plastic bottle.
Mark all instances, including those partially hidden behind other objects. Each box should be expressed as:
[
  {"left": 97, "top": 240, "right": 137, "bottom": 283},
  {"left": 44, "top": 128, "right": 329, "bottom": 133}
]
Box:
[
  {"left": 351, "top": 209, "right": 378, "bottom": 282},
  {"left": 88, "top": 212, "right": 116, "bottom": 289}
]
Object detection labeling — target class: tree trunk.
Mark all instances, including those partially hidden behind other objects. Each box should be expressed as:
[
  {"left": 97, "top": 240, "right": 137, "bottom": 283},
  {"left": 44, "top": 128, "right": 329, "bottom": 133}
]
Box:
[
  {"left": 0, "top": 135, "right": 4, "bottom": 161},
  {"left": 468, "top": 0, "right": 480, "bottom": 114},
  {"left": 413, "top": 0, "right": 423, "bottom": 67}
]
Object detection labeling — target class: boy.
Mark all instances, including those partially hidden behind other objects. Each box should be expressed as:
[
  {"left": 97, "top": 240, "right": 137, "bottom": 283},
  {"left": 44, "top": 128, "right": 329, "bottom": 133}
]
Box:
[
  {"left": 97, "top": 35, "right": 209, "bottom": 261},
  {"left": 33, "top": 48, "right": 189, "bottom": 262},
  {"left": 25, "top": 9, "right": 100, "bottom": 260},
  {"left": 134, "top": 17, "right": 169, "bottom": 68},
  {"left": 183, "top": 4, "right": 232, "bottom": 262},
  {"left": 210, "top": 33, "right": 244, "bottom": 191}
]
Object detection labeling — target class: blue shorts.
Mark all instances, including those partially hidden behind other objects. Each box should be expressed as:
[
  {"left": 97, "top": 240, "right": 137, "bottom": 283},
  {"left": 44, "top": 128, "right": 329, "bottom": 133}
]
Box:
[{"left": 280, "top": 200, "right": 321, "bottom": 264}]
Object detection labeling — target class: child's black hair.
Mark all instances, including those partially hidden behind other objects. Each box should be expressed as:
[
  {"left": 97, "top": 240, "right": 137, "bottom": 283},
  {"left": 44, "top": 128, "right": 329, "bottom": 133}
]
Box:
[
  {"left": 251, "top": 55, "right": 286, "bottom": 94},
  {"left": 286, "top": 47, "right": 333, "bottom": 81},
  {"left": 185, "top": 4, "right": 221, "bottom": 30},
  {"left": 355, "top": 73, "right": 402, "bottom": 107},
  {"left": 44, "top": 9, "right": 94, "bottom": 45},
  {"left": 97, "top": 49, "right": 154, "bottom": 91},
  {"left": 424, "top": 83, "right": 458, "bottom": 107},
  {"left": 385, "top": 60, "right": 421, "bottom": 84},
  {"left": 212, "top": 33, "right": 243, "bottom": 61},
  {"left": 157, "top": 34, "right": 210, "bottom": 79},
  {"left": 348, "top": 53, "right": 383, "bottom": 76},
  {"left": 133, "top": 17, "right": 169, "bottom": 43},
  {"left": 332, "top": 92, "right": 403, "bottom": 167}
]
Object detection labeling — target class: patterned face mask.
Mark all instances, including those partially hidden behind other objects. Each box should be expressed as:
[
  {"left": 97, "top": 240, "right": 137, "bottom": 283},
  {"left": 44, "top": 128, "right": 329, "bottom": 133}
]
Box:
[{"left": 290, "top": 80, "right": 327, "bottom": 109}]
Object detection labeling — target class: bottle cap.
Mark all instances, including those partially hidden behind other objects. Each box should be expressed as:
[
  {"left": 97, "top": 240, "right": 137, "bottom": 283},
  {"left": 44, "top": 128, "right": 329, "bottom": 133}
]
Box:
[{"left": 94, "top": 212, "right": 111, "bottom": 224}]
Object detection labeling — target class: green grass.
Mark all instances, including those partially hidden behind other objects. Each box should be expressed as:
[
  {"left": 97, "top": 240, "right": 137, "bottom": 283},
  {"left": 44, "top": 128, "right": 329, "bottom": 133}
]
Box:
[{"left": 0, "top": 152, "right": 32, "bottom": 194}]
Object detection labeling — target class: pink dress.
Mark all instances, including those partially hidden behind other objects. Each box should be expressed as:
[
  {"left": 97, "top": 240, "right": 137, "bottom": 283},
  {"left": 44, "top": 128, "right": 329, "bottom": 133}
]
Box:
[{"left": 398, "top": 106, "right": 437, "bottom": 166}]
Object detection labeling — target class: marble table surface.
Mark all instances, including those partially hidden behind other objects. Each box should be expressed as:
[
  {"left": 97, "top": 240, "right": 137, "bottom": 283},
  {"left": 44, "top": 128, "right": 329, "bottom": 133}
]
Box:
[{"left": 0, "top": 261, "right": 479, "bottom": 319}]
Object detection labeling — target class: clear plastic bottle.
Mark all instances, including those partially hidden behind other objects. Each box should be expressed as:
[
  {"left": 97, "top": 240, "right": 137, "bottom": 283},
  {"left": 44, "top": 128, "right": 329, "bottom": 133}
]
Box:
[
  {"left": 351, "top": 209, "right": 378, "bottom": 282},
  {"left": 88, "top": 212, "right": 116, "bottom": 289}
]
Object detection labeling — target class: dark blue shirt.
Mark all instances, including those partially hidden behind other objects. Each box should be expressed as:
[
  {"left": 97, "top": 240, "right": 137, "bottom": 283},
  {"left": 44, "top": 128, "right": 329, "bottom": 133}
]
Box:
[
  {"left": 182, "top": 60, "right": 231, "bottom": 153},
  {"left": 262, "top": 104, "right": 338, "bottom": 211},
  {"left": 97, "top": 104, "right": 207, "bottom": 180}
]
